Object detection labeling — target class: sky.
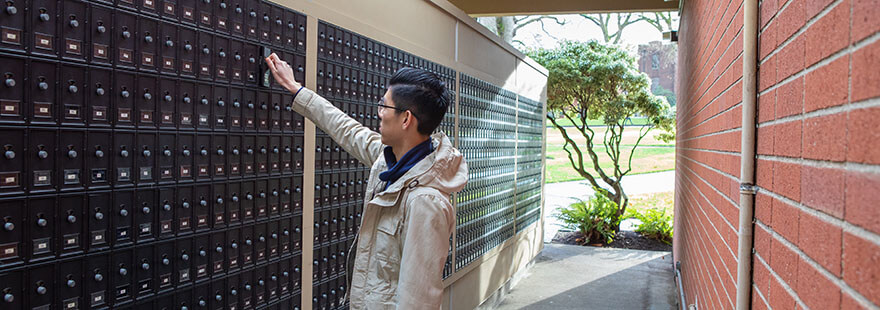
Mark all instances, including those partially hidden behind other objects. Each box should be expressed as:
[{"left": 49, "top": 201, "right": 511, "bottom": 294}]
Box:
[{"left": 503, "top": 12, "right": 680, "bottom": 53}]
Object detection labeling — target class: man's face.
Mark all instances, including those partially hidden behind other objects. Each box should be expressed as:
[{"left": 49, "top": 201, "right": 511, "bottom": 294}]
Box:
[{"left": 378, "top": 88, "right": 408, "bottom": 145}]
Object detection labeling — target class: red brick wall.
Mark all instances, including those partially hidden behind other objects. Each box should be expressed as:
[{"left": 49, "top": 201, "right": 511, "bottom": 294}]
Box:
[{"left": 675, "top": 0, "right": 880, "bottom": 308}]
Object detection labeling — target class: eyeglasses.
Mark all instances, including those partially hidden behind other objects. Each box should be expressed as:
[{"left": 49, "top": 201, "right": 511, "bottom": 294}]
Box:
[{"left": 376, "top": 100, "right": 407, "bottom": 113}]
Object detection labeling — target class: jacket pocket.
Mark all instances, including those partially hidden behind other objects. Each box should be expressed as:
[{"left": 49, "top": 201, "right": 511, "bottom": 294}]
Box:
[
  {"left": 368, "top": 208, "right": 402, "bottom": 295},
  {"left": 373, "top": 209, "right": 402, "bottom": 262},
  {"left": 375, "top": 210, "right": 400, "bottom": 236}
]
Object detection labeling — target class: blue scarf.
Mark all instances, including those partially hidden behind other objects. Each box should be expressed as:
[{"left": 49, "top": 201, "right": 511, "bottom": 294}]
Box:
[{"left": 379, "top": 138, "right": 434, "bottom": 190}]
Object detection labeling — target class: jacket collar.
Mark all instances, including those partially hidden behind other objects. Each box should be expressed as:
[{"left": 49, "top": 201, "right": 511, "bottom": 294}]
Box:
[{"left": 368, "top": 132, "right": 448, "bottom": 207}]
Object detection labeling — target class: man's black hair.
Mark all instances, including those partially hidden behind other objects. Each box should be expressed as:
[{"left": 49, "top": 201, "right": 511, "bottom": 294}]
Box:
[{"left": 388, "top": 67, "right": 450, "bottom": 135}]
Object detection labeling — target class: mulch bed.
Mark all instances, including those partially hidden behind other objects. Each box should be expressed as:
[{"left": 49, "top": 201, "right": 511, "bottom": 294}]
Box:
[{"left": 551, "top": 230, "right": 672, "bottom": 252}]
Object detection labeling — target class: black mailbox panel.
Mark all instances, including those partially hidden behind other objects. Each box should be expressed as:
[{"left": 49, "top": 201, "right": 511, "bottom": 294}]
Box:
[
  {"left": 88, "top": 68, "right": 112, "bottom": 126},
  {"left": 135, "top": 244, "right": 154, "bottom": 296},
  {"left": 114, "top": 131, "right": 135, "bottom": 186},
  {"left": 179, "top": 26, "right": 197, "bottom": 77},
  {"left": 57, "top": 258, "right": 83, "bottom": 309},
  {"left": 28, "top": 129, "right": 56, "bottom": 192},
  {"left": 29, "top": 60, "right": 57, "bottom": 126},
  {"left": 61, "top": 0, "right": 87, "bottom": 61},
  {"left": 229, "top": 0, "right": 245, "bottom": 37},
  {"left": 110, "top": 249, "right": 134, "bottom": 305},
  {"left": 160, "top": 22, "right": 178, "bottom": 75},
  {"left": 214, "top": 35, "right": 230, "bottom": 83},
  {"left": 137, "top": 74, "right": 158, "bottom": 129},
  {"left": 197, "top": 32, "right": 213, "bottom": 80},
  {"left": 0, "top": 2, "right": 323, "bottom": 309},
  {"left": 90, "top": 4, "right": 113, "bottom": 65},
  {"left": 177, "top": 133, "right": 195, "bottom": 182},
  {"left": 178, "top": 80, "right": 196, "bottom": 130},
  {"left": 214, "top": 85, "right": 229, "bottom": 131},
  {"left": 160, "top": 0, "right": 178, "bottom": 21},
  {"left": 112, "top": 189, "right": 134, "bottom": 246},
  {"left": 136, "top": 132, "right": 157, "bottom": 185},
  {"left": 135, "top": 188, "right": 156, "bottom": 242},
  {"left": 175, "top": 237, "right": 192, "bottom": 285},
  {"left": 159, "top": 79, "right": 177, "bottom": 129},
  {"left": 29, "top": 0, "right": 58, "bottom": 57},
  {"left": 29, "top": 263, "right": 55, "bottom": 308},
  {"left": 115, "top": 10, "right": 138, "bottom": 69},
  {"left": 85, "top": 254, "right": 109, "bottom": 307},
  {"left": 58, "top": 130, "right": 85, "bottom": 190},
  {"left": 0, "top": 0, "right": 25, "bottom": 53},
  {"left": 140, "top": 0, "right": 160, "bottom": 16},
  {"left": 158, "top": 188, "right": 174, "bottom": 236},
  {"left": 158, "top": 133, "right": 175, "bottom": 181},
  {"left": 0, "top": 56, "right": 26, "bottom": 125},
  {"left": 229, "top": 87, "right": 243, "bottom": 131},
  {"left": 176, "top": 186, "right": 193, "bottom": 235},
  {"left": 139, "top": 17, "right": 159, "bottom": 71},
  {"left": 155, "top": 241, "right": 174, "bottom": 290},
  {"left": 193, "top": 184, "right": 210, "bottom": 231},
  {"left": 114, "top": 71, "right": 136, "bottom": 128}
]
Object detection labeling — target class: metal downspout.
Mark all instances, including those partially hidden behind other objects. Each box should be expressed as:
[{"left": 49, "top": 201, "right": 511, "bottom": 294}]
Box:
[{"left": 735, "top": 0, "right": 759, "bottom": 309}]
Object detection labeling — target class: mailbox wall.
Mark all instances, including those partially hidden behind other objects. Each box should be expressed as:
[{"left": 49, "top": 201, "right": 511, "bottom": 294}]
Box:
[
  {"left": 0, "top": 1, "right": 307, "bottom": 309},
  {"left": 0, "top": 0, "right": 548, "bottom": 309}
]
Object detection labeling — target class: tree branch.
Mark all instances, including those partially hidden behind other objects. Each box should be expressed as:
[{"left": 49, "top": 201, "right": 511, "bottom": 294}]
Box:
[
  {"left": 623, "top": 124, "right": 653, "bottom": 176},
  {"left": 549, "top": 115, "right": 605, "bottom": 191}
]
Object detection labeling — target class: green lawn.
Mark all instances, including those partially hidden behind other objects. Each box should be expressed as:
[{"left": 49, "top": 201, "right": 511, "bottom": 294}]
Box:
[
  {"left": 544, "top": 126, "right": 675, "bottom": 184},
  {"left": 627, "top": 191, "right": 674, "bottom": 216}
]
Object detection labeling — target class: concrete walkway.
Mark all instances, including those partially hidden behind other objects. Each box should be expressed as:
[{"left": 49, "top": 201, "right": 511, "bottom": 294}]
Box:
[
  {"left": 543, "top": 170, "right": 675, "bottom": 243},
  {"left": 494, "top": 244, "right": 678, "bottom": 310}
]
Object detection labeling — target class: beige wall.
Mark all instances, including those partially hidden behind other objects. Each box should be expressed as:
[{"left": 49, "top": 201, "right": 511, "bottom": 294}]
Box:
[{"left": 271, "top": 0, "right": 548, "bottom": 309}]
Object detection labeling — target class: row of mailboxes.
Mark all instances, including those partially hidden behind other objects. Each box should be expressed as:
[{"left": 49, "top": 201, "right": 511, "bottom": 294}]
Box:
[
  {"left": 312, "top": 204, "right": 361, "bottom": 247},
  {"left": 466, "top": 157, "right": 516, "bottom": 179},
  {"left": 460, "top": 76, "right": 517, "bottom": 101},
  {"left": 121, "top": 288, "right": 301, "bottom": 310},
  {"left": 312, "top": 239, "right": 351, "bottom": 285},
  {"left": 518, "top": 99, "right": 544, "bottom": 131},
  {"left": 456, "top": 184, "right": 515, "bottom": 226},
  {"left": 453, "top": 76, "right": 523, "bottom": 272},
  {"left": 316, "top": 21, "right": 453, "bottom": 81},
  {"left": 0, "top": 55, "right": 306, "bottom": 131},
  {"left": 459, "top": 99, "right": 517, "bottom": 126},
  {"left": 455, "top": 220, "right": 514, "bottom": 272},
  {"left": 455, "top": 207, "right": 515, "bottom": 254},
  {"left": 316, "top": 96, "right": 381, "bottom": 133},
  {"left": 313, "top": 136, "right": 371, "bottom": 173},
  {"left": 514, "top": 96, "right": 544, "bottom": 235},
  {"left": 312, "top": 272, "right": 348, "bottom": 310},
  {"left": 458, "top": 139, "right": 518, "bottom": 161},
  {"left": 439, "top": 111, "right": 455, "bottom": 141},
  {"left": 312, "top": 170, "right": 369, "bottom": 209},
  {"left": 515, "top": 186, "right": 542, "bottom": 234},
  {"left": 0, "top": 128, "right": 306, "bottom": 193},
  {"left": 0, "top": 182, "right": 304, "bottom": 264},
  {"left": 0, "top": 0, "right": 307, "bottom": 64},
  {"left": 459, "top": 106, "right": 516, "bottom": 129},
  {"left": 0, "top": 250, "right": 302, "bottom": 309},
  {"left": 316, "top": 61, "right": 389, "bottom": 103}
]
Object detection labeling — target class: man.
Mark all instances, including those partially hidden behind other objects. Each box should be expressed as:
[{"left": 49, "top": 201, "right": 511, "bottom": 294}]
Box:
[{"left": 265, "top": 53, "right": 467, "bottom": 309}]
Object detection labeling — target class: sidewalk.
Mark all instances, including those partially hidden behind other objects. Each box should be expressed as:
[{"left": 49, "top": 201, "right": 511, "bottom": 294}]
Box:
[
  {"left": 493, "top": 244, "right": 678, "bottom": 310},
  {"left": 543, "top": 170, "right": 675, "bottom": 243}
]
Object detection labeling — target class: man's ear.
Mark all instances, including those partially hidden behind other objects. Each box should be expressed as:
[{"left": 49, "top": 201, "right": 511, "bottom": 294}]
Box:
[{"left": 403, "top": 111, "right": 415, "bottom": 130}]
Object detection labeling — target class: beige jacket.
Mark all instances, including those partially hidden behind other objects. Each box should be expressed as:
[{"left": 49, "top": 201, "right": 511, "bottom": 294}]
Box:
[{"left": 291, "top": 87, "right": 468, "bottom": 309}]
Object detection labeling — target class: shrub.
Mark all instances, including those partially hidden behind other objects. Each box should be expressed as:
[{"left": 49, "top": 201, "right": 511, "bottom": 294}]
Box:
[
  {"left": 625, "top": 208, "right": 673, "bottom": 244},
  {"left": 555, "top": 189, "right": 620, "bottom": 244}
]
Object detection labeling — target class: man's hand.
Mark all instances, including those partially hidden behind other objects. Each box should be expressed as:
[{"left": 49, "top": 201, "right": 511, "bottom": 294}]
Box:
[{"left": 264, "top": 53, "right": 303, "bottom": 94}]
